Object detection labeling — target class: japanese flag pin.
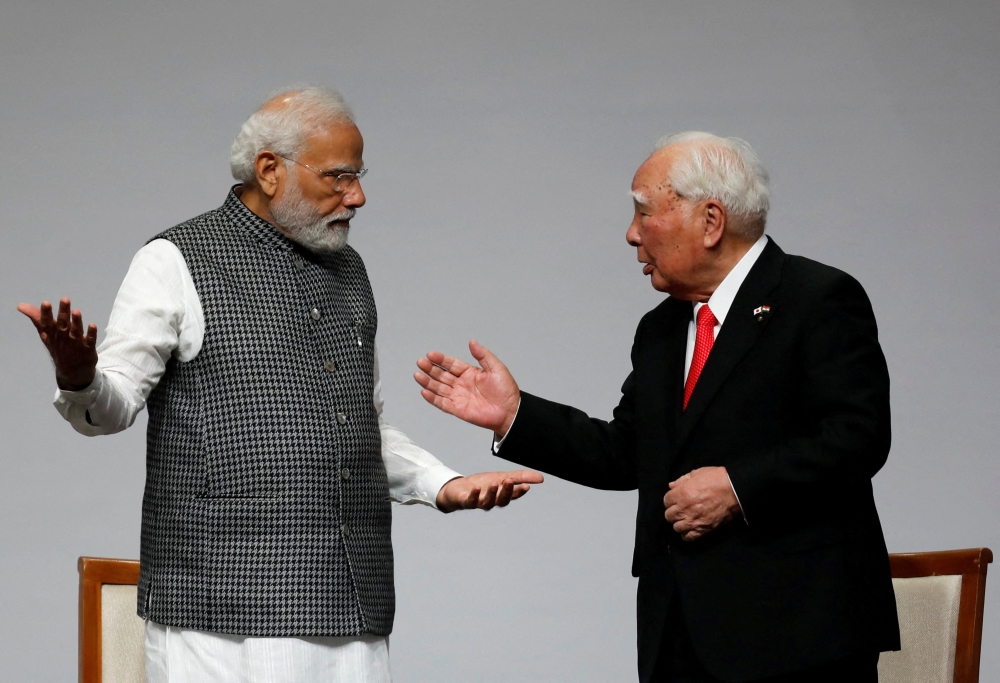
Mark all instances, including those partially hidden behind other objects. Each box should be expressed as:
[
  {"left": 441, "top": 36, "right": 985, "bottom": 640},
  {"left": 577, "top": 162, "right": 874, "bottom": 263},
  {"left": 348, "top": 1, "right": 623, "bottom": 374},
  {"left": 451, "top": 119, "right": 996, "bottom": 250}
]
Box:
[{"left": 753, "top": 305, "right": 771, "bottom": 322}]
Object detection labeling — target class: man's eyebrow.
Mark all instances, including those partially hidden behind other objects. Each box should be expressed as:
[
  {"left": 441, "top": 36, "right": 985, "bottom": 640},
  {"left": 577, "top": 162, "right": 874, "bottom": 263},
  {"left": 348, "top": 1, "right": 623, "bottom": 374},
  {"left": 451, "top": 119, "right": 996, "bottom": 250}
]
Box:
[
  {"left": 631, "top": 190, "right": 650, "bottom": 205},
  {"left": 322, "top": 162, "right": 363, "bottom": 174}
]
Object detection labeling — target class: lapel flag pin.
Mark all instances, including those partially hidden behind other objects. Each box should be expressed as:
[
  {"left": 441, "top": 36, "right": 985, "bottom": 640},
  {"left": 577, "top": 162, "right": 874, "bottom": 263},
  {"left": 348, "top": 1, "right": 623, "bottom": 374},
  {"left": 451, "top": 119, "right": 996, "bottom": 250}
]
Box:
[{"left": 753, "top": 305, "right": 771, "bottom": 315}]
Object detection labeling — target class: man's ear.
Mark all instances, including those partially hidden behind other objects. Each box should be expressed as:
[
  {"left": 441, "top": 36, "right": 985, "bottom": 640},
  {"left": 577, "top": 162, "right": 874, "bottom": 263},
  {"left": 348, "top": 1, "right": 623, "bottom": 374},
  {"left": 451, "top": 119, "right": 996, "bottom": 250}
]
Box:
[
  {"left": 255, "top": 151, "right": 282, "bottom": 198},
  {"left": 702, "top": 199, "right": 727, "bottom": 248}
]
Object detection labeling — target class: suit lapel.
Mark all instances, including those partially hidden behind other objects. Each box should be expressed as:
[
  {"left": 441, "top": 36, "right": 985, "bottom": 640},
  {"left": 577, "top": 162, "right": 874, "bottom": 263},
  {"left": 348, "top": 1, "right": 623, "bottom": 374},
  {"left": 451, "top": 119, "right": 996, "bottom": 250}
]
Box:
[
  {"left": 676, "top": 239, "right": 785, "bottom": 448},
  {"left": 657, "top": 298, "right": 692, "bottom": 446},
  {"left": 639, "top": 296, "right": 691, "bottom": 478}
]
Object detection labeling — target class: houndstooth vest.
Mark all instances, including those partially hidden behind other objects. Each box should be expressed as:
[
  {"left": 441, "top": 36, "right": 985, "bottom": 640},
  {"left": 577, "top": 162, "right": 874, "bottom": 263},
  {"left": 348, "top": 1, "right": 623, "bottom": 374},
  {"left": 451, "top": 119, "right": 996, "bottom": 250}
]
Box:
[{"left": 137, "top": 188, "right": 394, "bottom": 637}]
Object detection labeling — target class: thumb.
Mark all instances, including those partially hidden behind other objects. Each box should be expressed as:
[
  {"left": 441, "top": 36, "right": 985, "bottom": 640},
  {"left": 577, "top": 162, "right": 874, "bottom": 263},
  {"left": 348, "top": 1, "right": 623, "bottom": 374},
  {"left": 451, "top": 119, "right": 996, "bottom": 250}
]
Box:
[
  {"left": 17, "top": 303, "right": 42, "bottom": 324},
  {"left": 469, "top": 339, "right": 495, "bottom": 371},
  {"left": 670, "top": 472, "right": 693, "bottom": 488}
]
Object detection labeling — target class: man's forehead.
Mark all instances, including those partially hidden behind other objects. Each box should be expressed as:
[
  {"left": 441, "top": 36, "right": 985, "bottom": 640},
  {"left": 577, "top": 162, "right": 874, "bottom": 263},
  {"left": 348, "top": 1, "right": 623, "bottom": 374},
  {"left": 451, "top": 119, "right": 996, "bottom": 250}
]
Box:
[
  {"left": 632, "top": 153, "right": 675, "bottom": 204},
  {"left": 307, "top": 121, "right": 362, "bottom": 143},
  {"left": 301, "top": 123, "right": 364, "bottom": 159}
]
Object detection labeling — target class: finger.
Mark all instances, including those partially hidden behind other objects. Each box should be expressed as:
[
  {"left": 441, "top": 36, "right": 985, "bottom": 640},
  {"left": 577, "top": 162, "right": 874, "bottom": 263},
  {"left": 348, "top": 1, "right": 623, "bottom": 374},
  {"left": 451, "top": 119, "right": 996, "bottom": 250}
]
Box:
[
  {"left": 16, "top": 303, "right": 43, "bottom": 324},
  {"left": 479, "top": 483, "right": 498, "bottom": 510},
  {"left": 414, "top": 373, "right": 454, "bottom": 399},
  {"left": 494, "top": 480, "right": 514, "bottom": 507},
  {"left": 501, "top": 469, "right": 544, "bottom": 484},
  {"left": 672, "top": 519, "right": 691, "bottom": 536},
  {"left": 420, "top": 361, "right": 461, "bottom": 387},
  {"left": 664, "top": 490, "right": 675, "bottom": 507},
  {"left": 420, "top": 388, "right": 458, "bottom": 415},
  {"left": 664, "top": 504, "right": 682, "bottom": 524},
  {"left": 56, "top": 298, "right": 72, "bottom": 330},
  {"left": 509, "top": 484, "right": 531, "bottom": 500},
  {"left": 464, "top": 487, "right": 481, "bottom": 509},
  {"left": 39, "top": 301, "right": 55, "bottom": 328},
  {"left": 416, "top": 356, "right": 455, "bottom": 377},
  {"left": 424, "top": 351, "right": 472, "bottom": 377},
  {"left": 70, "top": 310, "right": 85, "bottom": 339},
  {"left": 85, "top": 324, "right": 98, "bottom": 348}
]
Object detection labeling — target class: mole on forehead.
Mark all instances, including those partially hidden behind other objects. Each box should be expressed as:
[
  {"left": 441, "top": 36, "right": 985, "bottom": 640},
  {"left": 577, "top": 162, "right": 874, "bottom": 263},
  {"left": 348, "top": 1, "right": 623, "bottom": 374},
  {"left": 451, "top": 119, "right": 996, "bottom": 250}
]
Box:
[{"left": 633, "top": 182, "right": 675, "bottom": 199}]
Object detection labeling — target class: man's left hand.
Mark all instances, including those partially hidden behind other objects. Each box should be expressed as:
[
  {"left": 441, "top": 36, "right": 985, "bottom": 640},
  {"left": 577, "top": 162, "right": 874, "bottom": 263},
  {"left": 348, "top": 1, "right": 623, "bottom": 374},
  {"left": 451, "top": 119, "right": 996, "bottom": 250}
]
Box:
[
  {"left": 437, "top": 470, "right": 544, "bottom": 512},
  {"left": 664, "top": 467, "right": 741, "bottom": 541}
]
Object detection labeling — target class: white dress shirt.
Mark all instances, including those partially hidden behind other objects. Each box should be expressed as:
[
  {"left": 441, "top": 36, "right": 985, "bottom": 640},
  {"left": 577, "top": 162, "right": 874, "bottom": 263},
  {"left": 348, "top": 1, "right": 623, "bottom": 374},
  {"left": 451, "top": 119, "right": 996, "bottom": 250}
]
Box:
[
  {"left": 54, "top": 238, "right": 463, "bottom": 683},
  {"left": 683, "top": 234, "right": 768, "bottom": 381}
]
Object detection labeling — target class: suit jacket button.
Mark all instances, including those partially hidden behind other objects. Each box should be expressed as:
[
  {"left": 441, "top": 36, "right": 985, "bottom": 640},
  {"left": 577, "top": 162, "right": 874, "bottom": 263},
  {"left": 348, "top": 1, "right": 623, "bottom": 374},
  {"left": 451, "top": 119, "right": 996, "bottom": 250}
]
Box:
[
  {"left": 324, "top": 360, "right": 337, "bottom": 372},
  {"left": 341, "top": 468, "right": 351, "bottom": 480},
  {"left": 336, "top": 412, "right": 347, "bottom": 425},
  {"left": 310, "top": 308, "right": 322, "bottom": 320}
]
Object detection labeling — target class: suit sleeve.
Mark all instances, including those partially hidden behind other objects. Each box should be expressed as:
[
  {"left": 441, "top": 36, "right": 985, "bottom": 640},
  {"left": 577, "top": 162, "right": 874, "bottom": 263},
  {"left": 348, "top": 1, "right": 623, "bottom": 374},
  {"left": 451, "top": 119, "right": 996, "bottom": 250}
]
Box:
[
  {"left": 493, "top": 323, "right": 643, "bottom": 492},
  {"left": 726, "top": 272, "right": 891, "bottom": 518}
]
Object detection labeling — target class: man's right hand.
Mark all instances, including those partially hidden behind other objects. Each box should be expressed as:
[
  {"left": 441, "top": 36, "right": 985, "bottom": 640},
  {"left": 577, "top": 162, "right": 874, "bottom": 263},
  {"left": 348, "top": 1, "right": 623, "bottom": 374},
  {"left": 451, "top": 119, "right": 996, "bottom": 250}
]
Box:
[
  {"left": 415, "top": 340, "right": 520, "bottom": 437},
  {"left": 18, "top": 298, "right": 98, "bottom": 391}
]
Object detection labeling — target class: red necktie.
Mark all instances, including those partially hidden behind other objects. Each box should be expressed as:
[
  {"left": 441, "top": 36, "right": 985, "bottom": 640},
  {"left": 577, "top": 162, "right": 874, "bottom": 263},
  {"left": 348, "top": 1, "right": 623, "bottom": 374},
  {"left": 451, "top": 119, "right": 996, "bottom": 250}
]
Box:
[{"left": 683, "top": 304, "right": 717, "bottom": 410}]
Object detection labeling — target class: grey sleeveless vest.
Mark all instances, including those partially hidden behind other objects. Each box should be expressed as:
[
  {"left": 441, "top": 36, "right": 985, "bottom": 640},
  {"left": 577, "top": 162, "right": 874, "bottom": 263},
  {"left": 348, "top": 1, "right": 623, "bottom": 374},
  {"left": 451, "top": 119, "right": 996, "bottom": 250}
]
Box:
[{"left": 137, "top": 188, "right": 394, "bottom": 637}]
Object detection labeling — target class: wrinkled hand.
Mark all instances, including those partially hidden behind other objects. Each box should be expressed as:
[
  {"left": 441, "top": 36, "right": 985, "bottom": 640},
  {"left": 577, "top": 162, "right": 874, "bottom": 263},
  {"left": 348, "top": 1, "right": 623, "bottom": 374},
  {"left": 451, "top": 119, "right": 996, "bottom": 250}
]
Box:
[
  {"left": 17, "top": 298, "right": 98, "bottom": 391},
  {"left": 415, "top": 340, "right": 520, "bottom": 437},
  {"left": 436, "top": 470, "right": 545, "bottom": 512},
  {"left": 664, "top": 466, "right": 741, "bottom": 542}
]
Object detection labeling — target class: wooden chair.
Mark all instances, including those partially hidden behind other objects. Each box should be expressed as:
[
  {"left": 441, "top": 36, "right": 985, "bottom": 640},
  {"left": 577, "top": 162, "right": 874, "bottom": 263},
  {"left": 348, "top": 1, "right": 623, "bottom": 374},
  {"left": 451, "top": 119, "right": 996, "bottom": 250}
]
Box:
[
  {"left": 879, "top": 548, "right": 992, "bottom": 683},
  {"left": 78, "top": 557, "right": 145, "bottom": 683}
]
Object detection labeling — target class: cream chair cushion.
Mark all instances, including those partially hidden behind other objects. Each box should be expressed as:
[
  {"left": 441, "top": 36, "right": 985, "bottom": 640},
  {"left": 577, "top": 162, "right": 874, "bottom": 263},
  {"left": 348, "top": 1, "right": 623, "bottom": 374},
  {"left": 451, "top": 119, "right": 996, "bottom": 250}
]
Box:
[
  {"left": 878, "top": 575, "right": 962, "bottom": 683},
  {"left": 101, "top": 584, "right": 146, "bottom": 683}
]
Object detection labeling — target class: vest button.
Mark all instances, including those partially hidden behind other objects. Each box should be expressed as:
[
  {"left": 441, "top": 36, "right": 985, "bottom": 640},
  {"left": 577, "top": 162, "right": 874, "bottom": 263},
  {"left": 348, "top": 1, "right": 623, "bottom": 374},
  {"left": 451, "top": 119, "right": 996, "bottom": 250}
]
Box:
[
  {"left": 310, "top": 308, "right": 322, "bottom": 320},
  {"left": 293, "top": 258, "right": 306, "bottom": 271},
  {"left": 336, "top": 412, "right": 347, "bottom": 425},
  {"left": 341, "top": 523, "right": 350, "bottom": 537},
  {"left": 324, "top": 360, "right": 337, "bottom": 373},
  {"left": 341, "top": 468, "right": 351, "bottom": 480}
]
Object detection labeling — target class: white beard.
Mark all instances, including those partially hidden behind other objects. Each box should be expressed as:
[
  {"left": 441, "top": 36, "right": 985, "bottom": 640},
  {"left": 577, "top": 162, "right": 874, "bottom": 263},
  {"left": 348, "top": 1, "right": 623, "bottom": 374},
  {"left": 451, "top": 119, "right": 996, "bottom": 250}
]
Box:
[{"left": 270, "top": 172, "right": 353, "bottom": 254}]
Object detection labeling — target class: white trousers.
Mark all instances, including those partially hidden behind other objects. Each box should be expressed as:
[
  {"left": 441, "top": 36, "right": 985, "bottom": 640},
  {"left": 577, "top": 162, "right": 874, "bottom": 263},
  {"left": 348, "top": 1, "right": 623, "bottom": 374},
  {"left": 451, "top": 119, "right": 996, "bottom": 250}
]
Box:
[{"left": 145, "top": 622, "right": 392, "bottom": 683}]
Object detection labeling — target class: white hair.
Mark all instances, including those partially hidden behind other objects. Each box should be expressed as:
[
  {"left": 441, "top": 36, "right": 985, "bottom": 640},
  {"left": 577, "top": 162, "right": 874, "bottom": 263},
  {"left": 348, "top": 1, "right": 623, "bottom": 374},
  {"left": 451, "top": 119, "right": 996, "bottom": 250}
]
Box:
[
  {"left": 230, "top": 85, "right": 354, "bottom": 185},
  {"left": 654, "top": 131, "right": 770, "bottom": 240}
]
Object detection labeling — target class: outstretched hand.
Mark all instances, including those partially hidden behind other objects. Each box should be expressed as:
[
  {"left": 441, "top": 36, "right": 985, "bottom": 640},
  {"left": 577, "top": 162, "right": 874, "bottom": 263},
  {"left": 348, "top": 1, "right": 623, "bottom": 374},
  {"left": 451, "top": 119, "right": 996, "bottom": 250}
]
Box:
[
  {"left": 17, "top": 298, "right": 98, "bottom": 391},
  {"left": 436, "top": 469, "right": 545, "bottom": 512},
  {"left": 415, "top": 340, "right": 520, "bottom": 437}
]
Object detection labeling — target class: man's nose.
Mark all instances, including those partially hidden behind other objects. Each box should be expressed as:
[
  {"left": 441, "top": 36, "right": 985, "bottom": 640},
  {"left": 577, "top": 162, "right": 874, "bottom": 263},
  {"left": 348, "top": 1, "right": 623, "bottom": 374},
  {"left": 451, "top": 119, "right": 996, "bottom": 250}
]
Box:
[
  {"left": 626, "top": 218, "right": 641, "bottom": 247},
  {"left": 344, "top": 180, "right": 366, "bottom": 209}
]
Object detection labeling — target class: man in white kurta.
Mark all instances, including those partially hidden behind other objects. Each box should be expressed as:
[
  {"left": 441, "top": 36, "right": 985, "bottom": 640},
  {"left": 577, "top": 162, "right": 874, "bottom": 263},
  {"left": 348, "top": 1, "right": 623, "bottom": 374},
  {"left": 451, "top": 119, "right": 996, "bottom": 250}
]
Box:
[{"left": 20, "top": 85, "right": 542, "bottom": 683}]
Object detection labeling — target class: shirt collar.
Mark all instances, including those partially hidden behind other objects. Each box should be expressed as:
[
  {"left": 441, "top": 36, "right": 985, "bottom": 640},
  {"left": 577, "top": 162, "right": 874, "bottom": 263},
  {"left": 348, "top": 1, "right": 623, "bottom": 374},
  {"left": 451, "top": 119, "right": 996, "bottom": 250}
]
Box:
[{"left": 694, "top": 234, "right": 768, "bottom": 325}]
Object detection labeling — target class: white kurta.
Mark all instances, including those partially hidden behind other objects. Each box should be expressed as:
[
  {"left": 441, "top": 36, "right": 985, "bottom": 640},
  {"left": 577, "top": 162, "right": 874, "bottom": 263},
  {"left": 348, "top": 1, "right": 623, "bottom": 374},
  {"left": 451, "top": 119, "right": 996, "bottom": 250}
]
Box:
[{"left": 55, "top": 238, "right": 462, "bottom": 683}]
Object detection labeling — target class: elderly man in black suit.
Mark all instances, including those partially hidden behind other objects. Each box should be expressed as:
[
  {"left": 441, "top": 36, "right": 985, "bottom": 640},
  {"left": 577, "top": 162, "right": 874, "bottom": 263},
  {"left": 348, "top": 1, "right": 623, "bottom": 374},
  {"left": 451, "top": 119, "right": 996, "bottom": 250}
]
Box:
[{"left": 414, "top": 132, "right": 900, "bottom": 683}]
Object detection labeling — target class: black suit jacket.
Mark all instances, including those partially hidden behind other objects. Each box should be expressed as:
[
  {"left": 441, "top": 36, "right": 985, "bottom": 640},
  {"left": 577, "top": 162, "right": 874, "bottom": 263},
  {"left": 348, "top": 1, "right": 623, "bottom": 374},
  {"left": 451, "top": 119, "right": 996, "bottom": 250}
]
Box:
[{"left": 497, "top": 238, "right": 900, "bottom": 682}]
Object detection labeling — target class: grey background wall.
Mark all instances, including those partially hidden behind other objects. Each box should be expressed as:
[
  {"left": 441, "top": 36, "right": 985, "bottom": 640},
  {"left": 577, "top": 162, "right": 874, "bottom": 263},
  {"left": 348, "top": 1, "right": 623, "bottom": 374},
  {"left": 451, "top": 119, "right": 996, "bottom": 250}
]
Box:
[{"left": 1, "top": 1, "right": 997, "bottom": 680}]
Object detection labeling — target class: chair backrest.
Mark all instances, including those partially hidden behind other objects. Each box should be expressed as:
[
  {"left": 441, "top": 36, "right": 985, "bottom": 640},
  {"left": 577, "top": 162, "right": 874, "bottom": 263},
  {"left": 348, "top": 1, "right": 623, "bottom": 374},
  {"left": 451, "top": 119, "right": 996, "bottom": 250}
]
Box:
[
  {"left": 879, "top": 548, "right": 992, "bottom": 683},
  {"left": 78, "top": 557, "right": 145, "bottom": 683}
]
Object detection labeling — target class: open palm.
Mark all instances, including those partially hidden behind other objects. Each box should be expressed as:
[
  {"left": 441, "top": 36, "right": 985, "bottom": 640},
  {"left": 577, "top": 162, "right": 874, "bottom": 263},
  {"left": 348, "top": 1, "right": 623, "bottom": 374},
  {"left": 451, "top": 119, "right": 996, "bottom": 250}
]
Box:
[
  {"left": 17, "top": 298, "right": 98, "bottom": 391},
  {"left": 414, "top": 339, "right": 520, "bottom": 436}
]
